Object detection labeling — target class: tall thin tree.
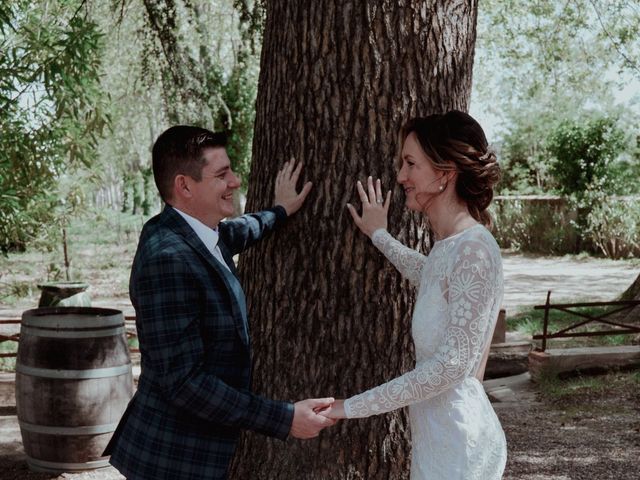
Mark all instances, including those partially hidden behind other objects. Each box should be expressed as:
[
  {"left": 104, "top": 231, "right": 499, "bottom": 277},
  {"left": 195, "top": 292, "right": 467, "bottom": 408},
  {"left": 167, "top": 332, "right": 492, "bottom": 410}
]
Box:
[{"left": 232, "top": 1, "right": 479, "bottom": 477}]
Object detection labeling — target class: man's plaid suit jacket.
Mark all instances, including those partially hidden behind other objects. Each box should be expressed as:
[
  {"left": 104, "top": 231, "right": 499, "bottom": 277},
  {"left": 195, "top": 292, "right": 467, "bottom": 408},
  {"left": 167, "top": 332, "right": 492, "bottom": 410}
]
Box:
[{"left": 106, "top": 205, "right": 294, "bottom": 479}]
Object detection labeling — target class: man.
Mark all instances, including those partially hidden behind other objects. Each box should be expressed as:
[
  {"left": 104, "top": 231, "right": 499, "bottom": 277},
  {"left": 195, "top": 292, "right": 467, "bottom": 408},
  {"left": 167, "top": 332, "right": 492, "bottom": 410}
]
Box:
[{"left": 105, "top": 126, "right": 335, "bottom": 479}]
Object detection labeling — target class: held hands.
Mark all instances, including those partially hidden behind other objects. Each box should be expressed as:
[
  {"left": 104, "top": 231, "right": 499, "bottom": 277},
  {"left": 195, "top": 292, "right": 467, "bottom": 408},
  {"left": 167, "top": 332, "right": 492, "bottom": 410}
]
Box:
[
  {"left": 347, "top": 176, "right": 391, "bottom": 238},
  {"left": 316, "top": 399, "right": 346, "bottom": 420},
  {"left": 274, "top": 158, "right": 313, "bottom": 216},
  {"left": 290, "top": 397, "right": 337, "bottom": 439}
]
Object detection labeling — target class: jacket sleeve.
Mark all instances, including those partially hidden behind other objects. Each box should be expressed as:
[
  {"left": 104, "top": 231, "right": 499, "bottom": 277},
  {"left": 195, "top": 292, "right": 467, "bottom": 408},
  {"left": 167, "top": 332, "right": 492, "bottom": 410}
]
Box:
[
  {"left": 132, "top": 248, "right": 294, "bottom": 440},
  {"left": 218, "top": 206, "right": 288, "bottom": 256}
]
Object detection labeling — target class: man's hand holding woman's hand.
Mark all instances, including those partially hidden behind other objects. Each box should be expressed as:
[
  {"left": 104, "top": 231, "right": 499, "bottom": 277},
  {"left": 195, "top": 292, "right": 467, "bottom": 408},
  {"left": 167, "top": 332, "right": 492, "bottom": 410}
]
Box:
[
  {"left": 289, "top": 397, "right": 348, "bottom": 439},
  {"left": 316, "top": 399, "right": 346, "bottom": 420},
  {"left": 290, "top": 398, "right": 337, "bottom": 439},
  {"left": 347, "top": 176, "right": 391, "bottom": 237}
]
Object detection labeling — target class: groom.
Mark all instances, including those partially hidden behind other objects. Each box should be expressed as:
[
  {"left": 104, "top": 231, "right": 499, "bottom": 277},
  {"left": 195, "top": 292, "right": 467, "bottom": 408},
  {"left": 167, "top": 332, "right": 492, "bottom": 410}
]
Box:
[{"left": 105, "top": 126, "right": 335, "bottom": 479}]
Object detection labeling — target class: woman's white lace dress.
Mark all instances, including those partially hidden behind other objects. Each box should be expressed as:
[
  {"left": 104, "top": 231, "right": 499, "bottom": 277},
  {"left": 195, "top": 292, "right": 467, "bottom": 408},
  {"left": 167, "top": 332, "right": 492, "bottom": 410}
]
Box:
[{"left": 344, "top": 224, "right": 507, "bottom": 479}]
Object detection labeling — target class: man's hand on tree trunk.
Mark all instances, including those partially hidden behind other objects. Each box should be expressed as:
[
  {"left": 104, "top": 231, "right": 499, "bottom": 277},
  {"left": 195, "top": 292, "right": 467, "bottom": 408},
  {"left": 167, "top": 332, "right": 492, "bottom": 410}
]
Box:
[{"left": 274, "top": 158, "right": 313, "bottom": 215}]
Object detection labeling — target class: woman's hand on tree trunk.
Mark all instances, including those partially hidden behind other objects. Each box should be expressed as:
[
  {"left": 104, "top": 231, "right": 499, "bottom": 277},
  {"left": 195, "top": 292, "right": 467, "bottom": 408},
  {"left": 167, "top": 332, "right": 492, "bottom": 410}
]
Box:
[{"left": 347, "top": 176, "right": 391, "bottom": 238}]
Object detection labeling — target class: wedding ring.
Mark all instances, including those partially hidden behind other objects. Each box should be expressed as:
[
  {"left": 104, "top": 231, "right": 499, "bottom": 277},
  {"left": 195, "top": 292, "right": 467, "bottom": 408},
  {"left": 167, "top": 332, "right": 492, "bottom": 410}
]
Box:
[{"left": 376, "top": 199, "right": 383, "bottom": 204}]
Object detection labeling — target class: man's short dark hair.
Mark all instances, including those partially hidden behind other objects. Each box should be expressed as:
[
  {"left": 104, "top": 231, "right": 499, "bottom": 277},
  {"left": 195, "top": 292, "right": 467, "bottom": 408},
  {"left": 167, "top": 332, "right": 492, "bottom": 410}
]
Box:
[{"left": 152, "top": 125, "right": 227, "bottom": 202}]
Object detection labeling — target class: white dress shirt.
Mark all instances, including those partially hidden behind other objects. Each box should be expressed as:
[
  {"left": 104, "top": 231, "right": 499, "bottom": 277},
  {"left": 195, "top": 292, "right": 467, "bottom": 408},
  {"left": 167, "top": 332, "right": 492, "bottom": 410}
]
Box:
[{"left": 173, "top": 208, "right": 231, "bottom": 271}]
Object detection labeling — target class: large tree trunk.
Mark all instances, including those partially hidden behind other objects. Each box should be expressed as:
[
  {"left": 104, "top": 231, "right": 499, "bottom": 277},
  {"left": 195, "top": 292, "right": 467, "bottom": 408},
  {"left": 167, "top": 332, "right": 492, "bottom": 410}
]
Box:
[{"left": 231, "top": 1, "right": 478, "bottom": 478}]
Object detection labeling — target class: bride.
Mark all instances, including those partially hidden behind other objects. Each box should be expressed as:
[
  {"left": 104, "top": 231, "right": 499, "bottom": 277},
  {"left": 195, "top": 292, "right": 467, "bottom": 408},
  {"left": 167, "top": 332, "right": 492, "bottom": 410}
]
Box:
[{"left": 322, "top": 110, "right": 507, "bottom": 479}]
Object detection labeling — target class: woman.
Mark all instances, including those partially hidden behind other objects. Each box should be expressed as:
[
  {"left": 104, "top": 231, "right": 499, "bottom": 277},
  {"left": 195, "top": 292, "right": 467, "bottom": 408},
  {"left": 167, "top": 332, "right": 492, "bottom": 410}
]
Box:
[{"left": 323, "top": 111, "right": 506, "bottom": 479}]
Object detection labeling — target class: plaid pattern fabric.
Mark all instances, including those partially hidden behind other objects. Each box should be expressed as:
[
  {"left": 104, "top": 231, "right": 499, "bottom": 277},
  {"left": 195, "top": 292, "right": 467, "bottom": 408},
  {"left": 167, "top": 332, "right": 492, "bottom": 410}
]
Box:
[{"left": 106, "top": 205, "right": 294, "bottom": 480}]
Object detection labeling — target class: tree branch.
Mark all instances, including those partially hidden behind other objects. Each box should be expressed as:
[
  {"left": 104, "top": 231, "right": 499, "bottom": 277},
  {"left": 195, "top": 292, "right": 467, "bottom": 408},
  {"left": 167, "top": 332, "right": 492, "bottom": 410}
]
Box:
[{"left": 586, "top": 0, "right": 640, "bottom": 77}]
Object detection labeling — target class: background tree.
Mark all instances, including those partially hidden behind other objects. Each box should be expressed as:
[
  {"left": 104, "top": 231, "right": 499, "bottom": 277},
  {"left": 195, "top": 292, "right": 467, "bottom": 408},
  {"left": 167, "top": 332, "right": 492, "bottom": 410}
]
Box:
[
  {"left": 138, "top": 0, "right": 262, "bottom": 180},
  {"left": 473, "top": 0, "right": 640, "bottom": 194},
  {"left": 0, "top": 0, "right": 109, "bottom": 251},
  {"left": 231, "top": 1, "right": 479, "bottom": 478},
  {"left": 89, "top": 0, "right": 263, "bottom": 214}
]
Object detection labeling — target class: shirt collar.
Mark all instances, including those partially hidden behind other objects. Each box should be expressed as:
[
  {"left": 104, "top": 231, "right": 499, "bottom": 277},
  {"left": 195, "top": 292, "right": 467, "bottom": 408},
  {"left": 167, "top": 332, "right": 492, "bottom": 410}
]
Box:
[{"left": 173, "top": 207, "right": 220, "bottom": 253}]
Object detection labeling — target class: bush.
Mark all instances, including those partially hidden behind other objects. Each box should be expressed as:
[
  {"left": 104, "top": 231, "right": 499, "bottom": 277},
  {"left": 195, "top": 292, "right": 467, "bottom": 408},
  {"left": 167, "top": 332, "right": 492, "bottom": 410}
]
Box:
[
  {"left": 583, "top": 194, "right": 640, "bottom": 259},
  {"left": 491, "top": 196, "right": 579, "bottom": 254},
  {"left": 547, "top": 117, "right": 625, "bottom": 196},
  {"left": 491, "top": 194, "right": 640, "bottom": 258}
]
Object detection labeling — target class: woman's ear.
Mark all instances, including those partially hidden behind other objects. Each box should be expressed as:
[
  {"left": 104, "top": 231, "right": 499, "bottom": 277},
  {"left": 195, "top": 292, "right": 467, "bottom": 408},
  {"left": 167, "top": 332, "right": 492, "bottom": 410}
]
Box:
[{"left": 445, "top": 171, "right": 457, "bottom": 183}]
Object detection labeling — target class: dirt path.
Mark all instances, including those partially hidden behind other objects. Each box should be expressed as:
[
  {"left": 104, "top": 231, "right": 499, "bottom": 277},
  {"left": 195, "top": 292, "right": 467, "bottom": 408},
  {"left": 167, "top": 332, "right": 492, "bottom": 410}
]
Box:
[
  {"left": 2, "top": 252, "right": 638, "bottom": 320},
  {"left": 502, "top": 252, "right": 639, "bottom": 313},
  {"left": 496, "top": 373, "right": 640, "bottom": 480}
]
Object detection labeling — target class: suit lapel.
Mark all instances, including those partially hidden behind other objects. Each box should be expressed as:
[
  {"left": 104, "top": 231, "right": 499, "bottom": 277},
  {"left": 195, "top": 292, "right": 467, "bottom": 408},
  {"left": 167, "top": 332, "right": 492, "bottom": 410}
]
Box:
[{"left": 162, "top": 206, "right": 249, "bottom": 346}]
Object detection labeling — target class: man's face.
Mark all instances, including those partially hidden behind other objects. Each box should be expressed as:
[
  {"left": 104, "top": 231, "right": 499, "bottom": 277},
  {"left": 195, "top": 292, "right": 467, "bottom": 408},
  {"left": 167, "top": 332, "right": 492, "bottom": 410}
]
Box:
[{"left": 187, "top": 147, "right": 241, "bottom": 226}]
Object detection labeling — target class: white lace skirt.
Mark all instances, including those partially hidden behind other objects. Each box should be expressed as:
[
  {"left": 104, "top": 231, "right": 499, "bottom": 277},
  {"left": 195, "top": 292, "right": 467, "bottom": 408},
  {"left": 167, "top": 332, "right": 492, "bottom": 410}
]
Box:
[{"left": 408, "top": 377, "right": 507, "bottom": 480}]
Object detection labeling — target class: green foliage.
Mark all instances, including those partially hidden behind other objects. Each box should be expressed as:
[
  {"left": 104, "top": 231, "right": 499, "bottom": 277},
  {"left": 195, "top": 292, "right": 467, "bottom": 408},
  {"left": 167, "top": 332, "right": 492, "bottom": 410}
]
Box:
[
  {"left": 497, "top": 123, "right": 551, "bottom": 194},
  {"left": 137, "top": 0, "right": 262, "bottom": 185},
  {"left": 491, "top": 197, "right": 579, "bottom": 254},
  {"left": 583, "top": 193, "right": 640, "bottom": 258},
  {"left": 547, "top": 117, "right": 626, "bottom": 196},
  {"left": 221, "top": 49, "right": 259, "bottom": 181},
  {"left": 88, "top": 0, "right": 262, "bottom": 215},
  {"left": 476, "top": 0, "right": 640, "bottom": 196},
  {"left": 0, "top": 1, "right": 109, "bottom": 251},
  {"left": 141, "top": 167, "right": 154, "bottom": 215},
  {"left": 493, "top": 194, "right": 640, "bottom": 257}
]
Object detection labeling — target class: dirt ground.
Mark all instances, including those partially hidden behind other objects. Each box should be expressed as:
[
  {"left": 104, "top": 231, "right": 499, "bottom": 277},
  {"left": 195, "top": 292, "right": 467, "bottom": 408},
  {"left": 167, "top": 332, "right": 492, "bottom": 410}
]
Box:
[
  {"left": 1, "top": 248, "right": 639, "bottom": 479},
  {"left": 1, "top": 372, "right": 638, "bottom": 480},
  {"left": 497, "top": 372, "right": 640, "bottom": 480}
]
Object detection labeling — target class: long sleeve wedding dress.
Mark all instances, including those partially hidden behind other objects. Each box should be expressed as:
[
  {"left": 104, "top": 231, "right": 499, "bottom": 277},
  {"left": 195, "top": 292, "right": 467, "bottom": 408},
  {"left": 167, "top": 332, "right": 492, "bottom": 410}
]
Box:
[{"left": 344, "top": 224, "right": 507, "bottom": 479}]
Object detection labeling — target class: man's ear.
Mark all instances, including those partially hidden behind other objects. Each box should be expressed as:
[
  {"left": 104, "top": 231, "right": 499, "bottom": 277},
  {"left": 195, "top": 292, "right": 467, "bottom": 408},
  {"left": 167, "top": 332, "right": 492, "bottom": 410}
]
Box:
[{"left": 173, "top": 174, "right": 192, "bottom": 200}]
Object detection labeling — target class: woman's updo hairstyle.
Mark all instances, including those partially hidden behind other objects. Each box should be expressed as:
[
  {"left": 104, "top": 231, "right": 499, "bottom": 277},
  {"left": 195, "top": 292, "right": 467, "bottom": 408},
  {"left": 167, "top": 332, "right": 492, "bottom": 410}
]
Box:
[{"left": 399, "top": 110, "right": 500, "bottom": 227}]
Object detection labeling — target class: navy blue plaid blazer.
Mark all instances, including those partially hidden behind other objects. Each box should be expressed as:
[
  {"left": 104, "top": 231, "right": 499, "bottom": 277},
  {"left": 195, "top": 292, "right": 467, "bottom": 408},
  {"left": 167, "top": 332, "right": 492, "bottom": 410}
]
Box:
[{"left": 106, "top": 205, "right": 294, "bottom": 479}]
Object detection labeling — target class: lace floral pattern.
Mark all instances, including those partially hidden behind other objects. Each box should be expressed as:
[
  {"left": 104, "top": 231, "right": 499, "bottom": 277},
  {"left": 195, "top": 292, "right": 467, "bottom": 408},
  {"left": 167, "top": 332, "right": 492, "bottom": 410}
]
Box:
[
  {"left": 346, "top": 225, "right": 507, "bottom": 479},
  {"left": 371, "top": 228, "right": 426, "bottom": 287}
]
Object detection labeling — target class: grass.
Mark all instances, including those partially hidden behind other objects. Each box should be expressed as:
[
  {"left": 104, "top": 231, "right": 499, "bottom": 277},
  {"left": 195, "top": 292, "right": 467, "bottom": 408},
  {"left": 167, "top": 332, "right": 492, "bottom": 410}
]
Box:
[
  {"left": 507, "top": 304, "right": 638, "bottom": 348},
  {"left": 0, "top": 208, "right": 149, "bottom": 308},
  {"left": 0, "top": 280, "right": 34, "bottom": 304},
  {"left": 537, "top": 369, "right": 607, "bottom": 399},
  {"left": 0, "top": 340, "right": 17, "bottom": 372},
  {"left": 536, "top": 368, "right": 640, "bottom": 403}
]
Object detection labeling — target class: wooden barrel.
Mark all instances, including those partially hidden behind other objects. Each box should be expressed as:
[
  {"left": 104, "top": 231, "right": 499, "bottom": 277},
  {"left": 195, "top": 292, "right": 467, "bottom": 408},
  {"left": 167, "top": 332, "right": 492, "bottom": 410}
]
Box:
[{"left": 15, "top": 307, "right": 133, "bottom": 473}]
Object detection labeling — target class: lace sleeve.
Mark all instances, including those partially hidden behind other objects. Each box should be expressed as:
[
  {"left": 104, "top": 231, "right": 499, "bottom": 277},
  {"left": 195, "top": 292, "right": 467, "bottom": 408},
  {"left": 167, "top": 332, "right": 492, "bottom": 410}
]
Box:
[
  {"left": 371, "top": 229, "right": 426, "bottom": 287},
  {"left": 344, "top": 238, "right": 500, "bottom": 418}
]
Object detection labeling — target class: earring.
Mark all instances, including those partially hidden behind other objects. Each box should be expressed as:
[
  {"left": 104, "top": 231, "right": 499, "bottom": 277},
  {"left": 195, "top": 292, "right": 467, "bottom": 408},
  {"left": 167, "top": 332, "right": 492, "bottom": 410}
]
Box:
[{"left": 438, "top": 184, "right": 445, "bottom": 192}]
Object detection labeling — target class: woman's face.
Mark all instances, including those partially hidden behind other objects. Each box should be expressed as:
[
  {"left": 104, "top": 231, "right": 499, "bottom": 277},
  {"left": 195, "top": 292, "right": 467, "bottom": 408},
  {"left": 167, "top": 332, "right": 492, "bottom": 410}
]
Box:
[{"left": 397, "top": 132, "right": 446, "bottom": 212}]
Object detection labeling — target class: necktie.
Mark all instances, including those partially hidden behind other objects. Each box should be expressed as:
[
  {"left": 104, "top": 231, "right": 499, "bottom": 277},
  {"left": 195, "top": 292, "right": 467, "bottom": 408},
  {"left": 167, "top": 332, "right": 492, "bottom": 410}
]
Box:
[{"left": 212, "top": 243, "right": 230, "bottom": 271}]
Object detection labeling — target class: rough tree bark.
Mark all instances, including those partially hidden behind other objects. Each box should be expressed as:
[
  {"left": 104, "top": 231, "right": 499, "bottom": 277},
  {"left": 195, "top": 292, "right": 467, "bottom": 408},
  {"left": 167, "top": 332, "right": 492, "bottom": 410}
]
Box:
[{"left": 231, "top": 1, "right": 478, "bottom": 478}]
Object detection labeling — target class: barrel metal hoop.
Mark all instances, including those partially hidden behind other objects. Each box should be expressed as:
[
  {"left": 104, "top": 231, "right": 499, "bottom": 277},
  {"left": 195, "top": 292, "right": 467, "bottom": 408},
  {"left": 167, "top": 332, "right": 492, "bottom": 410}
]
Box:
[
  {"left": 16, "top": 364, "right": 131, "bottom": 379},
  {"left": 22, "top": 313, "right": 123, "bottom": 329},
  {"left": 26, "top": 456, "right": 111, "bottom": 472},
  {"left": 20, "top": 325, "right": 126, "bottom": 339},
  {"left": 19, "top": 420, "right": 118, "bottom": 435}
]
